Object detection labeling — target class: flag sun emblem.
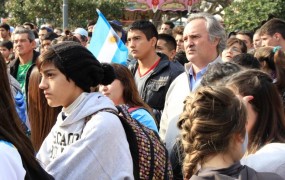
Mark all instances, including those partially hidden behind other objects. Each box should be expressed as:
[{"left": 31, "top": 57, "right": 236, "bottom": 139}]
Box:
[{"left": 109, "top": 35, "right": 117, "bottom": 43}]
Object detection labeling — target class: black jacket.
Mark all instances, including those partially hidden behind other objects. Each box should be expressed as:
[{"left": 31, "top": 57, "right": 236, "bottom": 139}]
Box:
[
  {"left": 10, "top": 50, "right": 40, "bottom": 80},
  {"left": 10, "top": 50, "right": 40, "bottom": 105},
  {"left": 128, "top": 53, "right": 184, "bottom": 123}
]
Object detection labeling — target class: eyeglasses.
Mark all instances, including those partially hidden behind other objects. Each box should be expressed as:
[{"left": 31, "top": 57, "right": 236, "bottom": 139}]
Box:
[{"left": 225, "top": 47, "right": 242, "bottom": 53}]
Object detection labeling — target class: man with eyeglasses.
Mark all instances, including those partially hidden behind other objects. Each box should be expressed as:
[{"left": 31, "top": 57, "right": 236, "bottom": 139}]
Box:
[
  {"left": 10, "top": 27, "right": 39, "bottom": 95},
  {"left": 222, "top": 37, "right": 247, "bottom": 62}
]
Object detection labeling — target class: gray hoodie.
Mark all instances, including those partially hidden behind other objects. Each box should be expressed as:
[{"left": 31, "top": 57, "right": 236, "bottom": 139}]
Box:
[{"left": 37, "top": 92, "right": 134, "bottom": 180}]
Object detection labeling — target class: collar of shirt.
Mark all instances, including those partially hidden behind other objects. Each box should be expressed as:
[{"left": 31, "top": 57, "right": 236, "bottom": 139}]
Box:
[{"left": 189, "top": 56, "right": 221, "bottom": 91}]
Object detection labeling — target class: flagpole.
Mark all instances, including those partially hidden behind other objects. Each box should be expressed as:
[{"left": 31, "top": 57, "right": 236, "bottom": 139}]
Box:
[{"left": 63, "top": 0, "right": 68, "bottom": 30}]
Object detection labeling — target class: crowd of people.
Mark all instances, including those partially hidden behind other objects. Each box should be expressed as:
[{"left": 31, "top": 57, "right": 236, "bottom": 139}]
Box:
[{"left": 1, "top": 10, "right": 285, "bottom": 180}]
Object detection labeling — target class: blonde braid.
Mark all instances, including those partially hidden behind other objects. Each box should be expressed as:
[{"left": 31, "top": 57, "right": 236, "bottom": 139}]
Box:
[{"left": 178, "top": 86, "right": 247, "bottom": 178}]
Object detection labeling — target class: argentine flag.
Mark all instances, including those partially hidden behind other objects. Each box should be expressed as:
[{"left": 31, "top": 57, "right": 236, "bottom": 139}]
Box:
[{"left": 88, "top": 9, "right": 128, "bottom": 65}]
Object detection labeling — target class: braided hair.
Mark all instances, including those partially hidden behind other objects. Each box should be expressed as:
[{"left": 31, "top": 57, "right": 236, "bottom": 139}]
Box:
[{"left": 178, "top": 86, "right": 247, "bottom": 178}]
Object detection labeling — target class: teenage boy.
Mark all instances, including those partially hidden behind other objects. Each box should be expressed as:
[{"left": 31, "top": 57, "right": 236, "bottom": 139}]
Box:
[
  {"left": 0, "top": 23, "right": 11, "bottom": 41},
  {"left": 259, "top": 18, "right": 285, "bottom": 50},
  {"left": 127, "top": 20, "right": 184, "bottom": 124},
  {"left": 0, "top": 40, "right": 13, "bottom": 65},
  {"left": 156, "top": 33, "right": 177, "bottom": 61}
]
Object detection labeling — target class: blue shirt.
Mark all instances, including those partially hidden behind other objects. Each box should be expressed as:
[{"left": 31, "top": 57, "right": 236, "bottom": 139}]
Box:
[
  {"left": 130, "top": 108, "right": 158, "bottom": 133},
  {"left": 189, "top": 56, "right": 221, "bottom": 91}
]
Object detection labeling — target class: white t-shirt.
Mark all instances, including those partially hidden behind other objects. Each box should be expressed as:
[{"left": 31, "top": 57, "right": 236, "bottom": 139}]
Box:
[
  {"left": 135, "top": 69, "right": 154, "bottom": 97},
  {"left": 241, "top": 143, "right": 285, "bottom": 178},
  {"left": 0, "top": 140, "right": 26, "bottom": 180}
]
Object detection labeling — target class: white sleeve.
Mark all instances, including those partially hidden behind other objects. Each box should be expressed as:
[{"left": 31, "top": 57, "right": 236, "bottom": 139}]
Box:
[
  {"left": 0, "top": 141, "right": 26, "bottom": 180},
  {"left": 159, "top": 76, "right": 176, "bottom": 142}
]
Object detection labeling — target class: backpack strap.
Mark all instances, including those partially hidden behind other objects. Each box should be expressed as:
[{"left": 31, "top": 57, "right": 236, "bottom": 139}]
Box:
[
  {"left": 85, "top": 108, "right": 117, "bottom": 122},
  {"left": 128, "top": 106, "right": 141, "bottom": 114},
  {"left": 81, "top": 108, "right": 117, "bottom": 136}
]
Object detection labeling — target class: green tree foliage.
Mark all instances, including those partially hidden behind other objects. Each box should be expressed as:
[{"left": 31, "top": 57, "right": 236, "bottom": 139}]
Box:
[
  {"left": 0, "top": 0, "right": 8, "bottom": 18},
  {"left": 224, "top": 0, "right": 285, "bottom": 32},
  {"left": 5, "top": 0, "right": 28, "bottom": 25},
  {"left": 200, "top": 0, "right": 233, "bottom": 15},
  {"left": 4, "top": 0, "right": 125, "bottom": 28}
]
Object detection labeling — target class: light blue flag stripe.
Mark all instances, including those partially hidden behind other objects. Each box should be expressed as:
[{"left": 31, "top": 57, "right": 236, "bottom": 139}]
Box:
[
  {"left": 88, "top": 10, "right": 110, "bottom": 58},
  {"left": 88, "top": 9, "right": 128, "bottom": 65},
  {"left": 112, "top": 40, "right": 128, "bottom": 66}
]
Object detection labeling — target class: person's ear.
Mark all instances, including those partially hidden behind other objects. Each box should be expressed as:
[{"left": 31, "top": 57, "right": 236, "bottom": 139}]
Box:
[
  {"left": 211, "top": 37, "right": 220, "bottom": 46},
  {"left": 170, "top": 50, "right": 176, "bottom": 60},
  {"left": 150, "top": 37, "right": 157, "bottom": 47},
  {"left": 229, "top": 133, "right": 243, "bottom": 151},
  {"left": 31, "top": 40, "right": 37, "bottom": 49},
  {"left": 274, "top": 33, "right": 281, "bottom": 41},
  {"left": 235, "top": 133, "right": 244, "bottom": 144}
]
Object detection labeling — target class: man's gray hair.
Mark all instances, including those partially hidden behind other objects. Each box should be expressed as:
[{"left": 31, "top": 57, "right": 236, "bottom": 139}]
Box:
[
  {"left": 14, "top": 27, "right": 35, "bottom": 41},
  {"left": 187, "top": 12, "right": 226, "bottom": 53}
]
